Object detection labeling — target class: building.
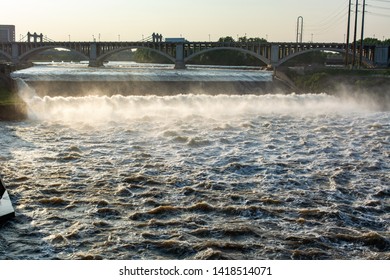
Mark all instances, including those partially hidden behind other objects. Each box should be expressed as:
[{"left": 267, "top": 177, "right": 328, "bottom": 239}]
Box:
[{"left": 0, "top": 25, "right": 15, "bottom": 42}]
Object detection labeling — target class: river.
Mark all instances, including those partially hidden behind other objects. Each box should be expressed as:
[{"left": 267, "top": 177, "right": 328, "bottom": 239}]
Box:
[{"left": 0, "top": 63, "right": 389, "bottom": 260}]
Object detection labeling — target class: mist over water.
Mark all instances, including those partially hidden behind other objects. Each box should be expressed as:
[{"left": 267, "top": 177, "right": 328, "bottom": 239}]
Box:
[
  {"left": 1, "top": 64, "right": 389, "bottom": 260},
  {"left": 15, "top": 78, "right": 378, "bottom": 123}
]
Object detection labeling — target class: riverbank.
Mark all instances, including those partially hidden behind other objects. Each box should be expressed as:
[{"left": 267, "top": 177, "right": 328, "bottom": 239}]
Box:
[
  {"left": 281, "top": 67, "right": 390, "bottom": 93},
  {"left": 0, "top": 83, "right": 27, "bottom": 121},
  {"left": 279, "top": 67, "right": 390, "bottom": 109}
]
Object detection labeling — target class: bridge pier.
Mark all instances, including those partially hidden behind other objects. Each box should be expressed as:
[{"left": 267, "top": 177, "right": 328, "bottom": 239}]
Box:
[
  {"left": 88, "top": 42, "right": 103, "bottom": 67},
  {"left": 174, "top": 43, "right": 186, "bottom": 69},
  {"left": 11, "top": 43, "right": 20, "bottom": 65},
  {"left": 88, "top": 60, "right": 104, "bottom": 67},
  {"left": 174, "top": 60, "right": 186, "bottom": 69},
  {"left": 270, "top": 45, "right": 280, "bottom": 68}
]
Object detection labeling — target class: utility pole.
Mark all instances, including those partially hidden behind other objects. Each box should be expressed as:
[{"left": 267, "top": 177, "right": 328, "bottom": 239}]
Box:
[
  {"left": 359, "top": 0, "right": 366, "bottom": 68},
  {"left": 352, "top": 0, "right": 359, "bottom": 67},
  {"left": 346, "top": 0, "right": 352, "bottom": 67}
]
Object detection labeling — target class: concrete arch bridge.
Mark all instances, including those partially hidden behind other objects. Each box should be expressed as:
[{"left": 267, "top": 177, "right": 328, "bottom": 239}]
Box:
[{"left": 0, "top": 40, "right": 388, "bottom": 69}]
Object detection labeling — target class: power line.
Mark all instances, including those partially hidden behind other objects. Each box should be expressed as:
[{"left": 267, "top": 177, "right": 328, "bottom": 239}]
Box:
[
  {"left": 371, "top": 0, "right": 390, "bottom": 3},
  {"left": 367, "top": 11, "right": 390, "bottom": 17},
  {"left": 368, "top": 4, "right": 390, "bottom": 10},
  {"left": 366, "top": 0, "right": 390, "bottom": 18},
  {"left": 306, "top": 0, "right": 350, "bottom": 27},
  {"left": 305, "top": 6, "right": 349, "bottom": 34}
]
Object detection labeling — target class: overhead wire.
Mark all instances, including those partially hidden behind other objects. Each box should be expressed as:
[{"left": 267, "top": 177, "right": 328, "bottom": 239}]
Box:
[
  {"left": 305, "top": 0, "right": 350, "bottom": 27},
  {"left": 304, "top": 3, "right": 349, "bottom": 36},
  {"left": 367, "top": 4, "right": 390, "bottom": 9},
  {"left": 290, "top": 0, "right": 388, "bottom": 41},
  {"left": 367, "top": 11, "right": 390, "bottom": 17},
  {"left": 301, "top": 0, "right": 364, "bottom": 40},
  {"left": 371, "top": 0, "right": 390, "bottom": 3},
  {"left": 367, "top": 0, "right": 390, "bottom": 18}
]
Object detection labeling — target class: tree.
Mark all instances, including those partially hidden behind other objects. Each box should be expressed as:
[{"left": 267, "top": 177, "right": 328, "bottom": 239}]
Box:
[
  {"left": 132, "top": 49, "right": 172, "bottom": 64},
  {"left": 248, "top": 37, "right": 267, "bottom": 43},
  {"left": 362, "top": 37, "right": 381, "bottom": 45},
  {"left": 218, "top": 36, "right": 268, "bottom": 43},
  {"left": 218, "top": 36, "right": 235, "bottom": 43}
]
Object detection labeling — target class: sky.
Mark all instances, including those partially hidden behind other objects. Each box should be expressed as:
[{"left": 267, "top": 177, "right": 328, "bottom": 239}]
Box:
[{"left": 1, "top": 0, "right": 389, "bottom": 42}]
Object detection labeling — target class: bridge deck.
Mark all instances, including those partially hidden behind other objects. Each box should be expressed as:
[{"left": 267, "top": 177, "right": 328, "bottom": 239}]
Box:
[{"left": 1, "top": 41, "right": 388, "bottom": 68}]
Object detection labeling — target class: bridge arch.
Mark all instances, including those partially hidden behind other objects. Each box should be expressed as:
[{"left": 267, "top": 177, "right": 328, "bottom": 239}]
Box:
[
  {"left": 96, "top": 46, "right": 176, "bottom": 65},
  {"left": 276, "top": 47, "right": 374, "bottom": 67},
  {"left": 19, "top": 46, "right": 89, "bottom": 62},
  {"left": 0, "top": 50, "right": 12, "bottom": 62},
  {"left": 184, "top": 47, "right": 270, "bottom": 66}
]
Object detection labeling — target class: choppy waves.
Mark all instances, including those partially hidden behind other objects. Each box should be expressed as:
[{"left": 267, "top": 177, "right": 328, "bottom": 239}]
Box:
[{"left": 1, "top": 80, "right": 390, "bottom": 260}]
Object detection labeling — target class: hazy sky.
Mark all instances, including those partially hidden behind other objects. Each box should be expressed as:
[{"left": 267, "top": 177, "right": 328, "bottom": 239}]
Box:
[{"left": 2, "top": 0, "right": 389, "bottom": 42}]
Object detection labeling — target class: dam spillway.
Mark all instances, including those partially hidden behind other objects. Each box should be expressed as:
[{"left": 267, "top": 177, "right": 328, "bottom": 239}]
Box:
[{"left": 10, "top": 62, "right": 283, "bottom": 96}]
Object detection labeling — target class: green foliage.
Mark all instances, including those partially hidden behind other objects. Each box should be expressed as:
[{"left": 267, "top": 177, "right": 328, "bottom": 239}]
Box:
[
  {"left": 188, "top": 36, "right": 269, "bottom": 66},
  {"left": 107, "top": 50, "right": 134, "bottom": 61},
  {"left": 0, "top": 87, "right": 20, "bottom": 105},
  {"left": 187, "top": 49, "right": 265, "bottom": 66},
  {"left": 218, "top": 36, "right": 267, "bottom": 43},
  {"left": 362, "top": 37, "right": 382, "bottom": 45},
  {"left": 28, "top": 49, "right": 85, "bottom": 62},
  {"left": 132, "top": 49, "right": 172, "bottom": 64},
  {"left": 355, "top": 37, "right": 390, "bottom": 46},
  {"left": 282, "top": 51, "right": 328, "bottom": 66},
  {"left": 238, "top": 36, "right": 267, "bottom": 43},
  {"left": 218, "top": 36, "right": 235, "bottom": 43},
  {"left": 294, "top": 72, "right": 329, "bottom": 92}
]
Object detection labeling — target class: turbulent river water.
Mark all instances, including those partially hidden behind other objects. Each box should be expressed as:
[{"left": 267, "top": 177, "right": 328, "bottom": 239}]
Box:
[{"left": 1, "top": 63, "right": 389, "bottom": 260}]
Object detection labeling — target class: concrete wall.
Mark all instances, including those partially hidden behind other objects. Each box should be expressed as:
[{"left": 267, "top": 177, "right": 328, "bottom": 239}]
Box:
[
  {"left": 374, "top": 47, "right": 389, "bottom": 67},
  {"left": 0, "top": 25, "right": 15, "bottom": 42}
]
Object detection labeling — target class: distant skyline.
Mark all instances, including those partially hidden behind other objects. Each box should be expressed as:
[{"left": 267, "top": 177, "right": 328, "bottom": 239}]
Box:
[{"left": 2, "top": 0, "right": 389, "bottom": 42}]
